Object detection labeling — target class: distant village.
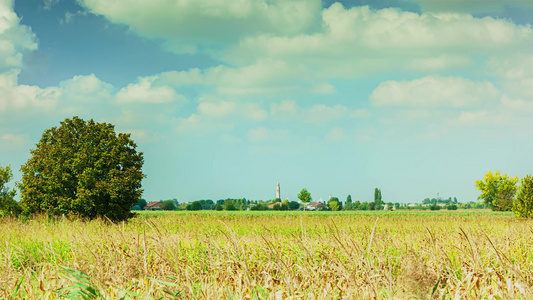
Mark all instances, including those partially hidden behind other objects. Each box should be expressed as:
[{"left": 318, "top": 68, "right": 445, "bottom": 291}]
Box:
[{"left": 134, "top": 182, "right": 488, "bottom": 211}]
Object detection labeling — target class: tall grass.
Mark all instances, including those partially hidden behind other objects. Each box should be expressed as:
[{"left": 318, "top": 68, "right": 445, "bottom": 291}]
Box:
[{"left": 0, "top": 211, "right": 531, "bottom": 299}]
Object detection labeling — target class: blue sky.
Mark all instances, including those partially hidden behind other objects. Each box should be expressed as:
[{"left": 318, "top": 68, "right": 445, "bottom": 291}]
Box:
[{"left": 1, "top": 0, "right": 533, "bottom": 204}]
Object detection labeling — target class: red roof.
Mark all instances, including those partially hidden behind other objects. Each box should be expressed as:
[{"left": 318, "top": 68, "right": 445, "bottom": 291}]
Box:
[{"left": 145, "top": 201, "right": 163, "bottom": 208}]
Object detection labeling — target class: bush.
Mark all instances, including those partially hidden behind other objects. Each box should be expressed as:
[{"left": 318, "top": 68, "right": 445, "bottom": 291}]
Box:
[
  {"left": 215, "top": 204, "right": 223, "bottom": 211},
  {"left": 429, "top": 203, "right": 441, "bottom": 211},
  {"left": 191, "top": 201, "right": 202, "bottom": 211},
  {"left": 446, "top": 204, "right": 458, "bottom": 210},
  {"left": 131, "top": 205, "right": 141, "bottom": 211},
  {"left": 0, "top": 164, "right": 21, "bottom": 217},
  {"left": 18, "top": 117, "right": 144, "bottom": 221}
]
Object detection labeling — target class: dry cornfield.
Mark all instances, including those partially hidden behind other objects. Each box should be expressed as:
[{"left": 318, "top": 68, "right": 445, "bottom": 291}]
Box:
[{"left": 0, "top": 211, "right": 532, "bottom": 299}]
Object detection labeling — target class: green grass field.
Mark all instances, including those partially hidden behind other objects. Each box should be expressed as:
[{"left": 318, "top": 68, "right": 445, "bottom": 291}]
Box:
[{"left": 1, "top": 210, "right": 531, "bottom": 299}]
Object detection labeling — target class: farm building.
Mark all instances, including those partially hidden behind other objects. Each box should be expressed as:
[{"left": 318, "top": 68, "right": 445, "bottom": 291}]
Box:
[{"left": 145, "top": 201, "right": 163, "bottom": 211}]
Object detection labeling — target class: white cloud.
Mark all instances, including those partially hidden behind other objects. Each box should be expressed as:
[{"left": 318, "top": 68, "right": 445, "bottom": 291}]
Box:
[
  {"left": 351, "top": 109, "right": 371, "bottom": 118},
  {"left": 370, "top": 75, "right": 499, "bottom": 108},
  {"left": 0, "top": 0, "right": 38, "bottom": 72},
  {"left": 59, "top": 74, "right": 114, "bottom": 103},
  {"left": 486, "top": 54, "right": 533, "bottom": 98},
  {"left": 226, "top": 4, "right": 533, "bottom": 78},
  {"left": 79, "top": 0, "right": 322, "bottom": 53},
  {"left": 0, "top": 69, "right": 60, "bottom": 114},
  {"left": 414, "top": 0, "right": 533, "bottom": 14},
  {"left": 248, "top": 127, "right": 289, "bottom": 142},
  {"left": 326, "top": 128, "right": 345, "bottom": 142},
  {"left": 306, "top": 104, "right": 348, "bottom": 124},
  {"left": 0, "top": 133, "right": 28, "bottom": 150},
  {"left": 270, "top": 100, "right": 299, "bottom": 120},
  {"left": 115, "top": 76, "right": 186, "bottom": 104}
]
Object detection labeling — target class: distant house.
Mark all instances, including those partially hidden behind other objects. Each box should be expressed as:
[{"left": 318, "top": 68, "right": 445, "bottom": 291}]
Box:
[
  {"left": 305, "top": 202, "right": 324, "bottom": 211},
  {"left": 145, "top": 201, "right": 163, "bottom": 211},
  {"left": 268, "top": 202, "right": 283, "bottom": 209}
]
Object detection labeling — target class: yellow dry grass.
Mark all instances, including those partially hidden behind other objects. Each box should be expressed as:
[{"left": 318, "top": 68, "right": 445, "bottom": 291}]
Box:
[{"left": 0, "top": 210, "right": 532, "bottom": 299}]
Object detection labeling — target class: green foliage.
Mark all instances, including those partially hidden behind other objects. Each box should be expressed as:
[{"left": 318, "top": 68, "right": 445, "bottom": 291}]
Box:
[
  {"left": 514, "top": 175, "right": 533, "bottom": 218},
  {"left": 161, "top": 200, "right": 176, "bottom": 211},
  {"left": 346, "top": 194, "right": 352, "bottom": 203},
  {"left": 429, "top": 203, "right": 441, "bottom": 211},
  {"left": 475, "top": 171, "right": 518, "bottom": 211},
  {"left": 298, "top": 188, "right": 312, "bottom": 204},
  {"left": 374, "top": 188, "right": 382, "bottom": 206},
  {"left": 191, "top": 201, "right": 203, "bottom": 211},
  {"left": 131, "top": 205, "right": 141, "bottom": 211},
  {"left": 330, "top": 201, "right": 340, "bottom": 211},
  {"left": 446, "top": 204, "right": 458, "bottom": 210},
  {"left": 215, "top": 204, "right": 223, "bottom": 211},
  {"left": 18, "top": 117, "right": 144, "bottom": 221},
  {"left": 225, "top": 200, "right": 236, "bottom": 211},
  {"left": 137, "top": 198, "right": 147, "bottom": 210},
  {"left": 288, "top": 201, "right": 300, "bottom": 210},
  {"left": 0, "top": 164, "right": 21, "bottom": 217}
]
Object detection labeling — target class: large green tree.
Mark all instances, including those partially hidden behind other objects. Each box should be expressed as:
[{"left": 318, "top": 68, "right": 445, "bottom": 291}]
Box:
[
  {"left": 19, "top": 117, "right": 145, "bottom": 221},
  {"left": 298, "top": 188, "right": 312, "bottom": 204},
  {"left": 0, "top": 164, "right": 21, "bottom": 216},
  {"left": 475, "top": 171, "right": 518, "bottom": 211},
  {"left": 514, "top": 175, "right": 533, "bottom": 218}
]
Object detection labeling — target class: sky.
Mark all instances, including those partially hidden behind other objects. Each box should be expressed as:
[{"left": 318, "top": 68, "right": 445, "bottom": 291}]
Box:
[{"left": 1, "top": 0, "right": 533, "bottom": 204}]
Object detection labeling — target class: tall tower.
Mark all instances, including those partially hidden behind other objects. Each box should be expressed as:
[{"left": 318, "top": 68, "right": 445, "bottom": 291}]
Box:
[{"left": 276, "top": 181, "right": 280, "bottom": 199}]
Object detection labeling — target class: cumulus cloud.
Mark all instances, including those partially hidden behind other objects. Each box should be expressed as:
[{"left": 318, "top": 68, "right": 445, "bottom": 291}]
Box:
[
  {"left": 115, "top": 76, "right": 187, "bottom": 104},
  {"left": 79, "top": 0, "right": 322, "bottom": 53},
  {"left": 0, "top": 0, "right": 38, "bottom": 73},
  {"left": 414, "top": 0, "right": 533, "bottom": 14},
  {"left": 370, "top": 75, "right": 500, "bottom": 108},
  {"left": 271, "top": 100, "right": 352, "bottom": 124},
  {"left": 326, "top": 128, "right": 345, "bottom": 142},
  {"left": 248, "top": 127, "right": 289, "bottom": 142},
  {"left": 486, "top": 54, "right": 533, "bottom": 98},
  {"left": 0, "top": 69, "right": 60, "bottom": 113},
  {"left": 0, "top": 133, "right": 28, "bottom": 150},
  {"left": 59, "top": 74, "right": 115, "bottom": 103},
  {"left": 226, "top": 4, "right": 533, "bottom": 78}
]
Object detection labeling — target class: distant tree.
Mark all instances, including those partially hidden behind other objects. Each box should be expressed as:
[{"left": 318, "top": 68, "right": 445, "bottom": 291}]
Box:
[
  {"left": 0, "top": 164, "right": 21, "bottom": 216},
  {"left": 514, "top": 175, "right": 533, "bottom": 218},
  {"left": 137, "top": 199, "right": 147, "bottom": 210},
  {"left": 272, "top": 203, "right": 281, "bottom": 211},
  {"left": 330, "top": 201, "right": 340, "bottom": 211},
  {"left": 191, "top": 201, "right": 202, "bottom": 211},
  {"left": 298, "top": 188, "right": 312, "bottom": 210},
  {"left": 18, "top": 117, "right": 144, "bottom": 221},
  {"left": 354, "top": 201, "right": 361, "bottom": 209},
  {"left": 161, "top": 200, "right": 176, "bottom": 211},
  {"left": 346, "top": 195, "right": 352, "bottom": 203},
  {"left": 394, "top": 203, "right": 400, "bottom": 209},
  {"left": 131, "top": 205, "right": 141, "bottom": 211},
  {"left": 475, "top": 171, "right": 518, "bottom": 211},
  {"left": 215, "top": 204, "right": 223, "bottom": 211},
  {"left": 359, "top": 202, "right": 369, "bottom": 210},
  {"left": 374, "top": 188, "right": 382, "bottom": 206},
  {"left": 453, "top": 197, "right": 458, "bottom": 203},
  {"left": 329, "top": 197, "right": 339, "bottom": 203},
  {"left": 288, "top": 201, "right": 300, "bottom": 210},
  {"left": 225, "top": 200, "right": 236, "bottom": 211},
  {"left": 429, "top": 203, "right": 441, "bottom": 211},
  {"left": 368, "top": 202, "right": 375, "bottom": 211},
  {"left": 446, "top": 204, "right": 458, "bottom": 210}
]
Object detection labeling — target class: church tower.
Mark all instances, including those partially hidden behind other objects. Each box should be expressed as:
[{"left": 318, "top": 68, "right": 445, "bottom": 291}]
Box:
[{"left": 276, "top": 181, "right": 280, "bottom": 199}]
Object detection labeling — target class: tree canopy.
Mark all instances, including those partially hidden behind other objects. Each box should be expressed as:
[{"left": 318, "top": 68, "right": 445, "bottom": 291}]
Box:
[
  {"left": 514, "top": 175, "right": 533, "bottom": 218},
  {"left": 475, "top": 171, "right": 518, "bottom": 211},
  {"left": 0, "top": 164, "right": 21, "bottom": 216},
  {"left": 18, "top": 117, "right": 145, "bottom": 221},
  {"left": 298, "top": 188, "right": 312, "bottom": 204}
]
